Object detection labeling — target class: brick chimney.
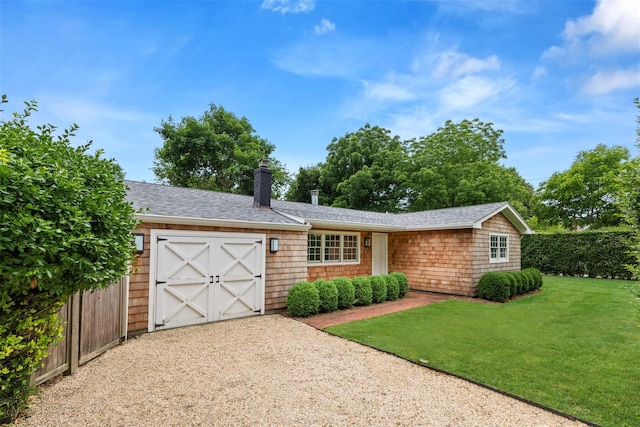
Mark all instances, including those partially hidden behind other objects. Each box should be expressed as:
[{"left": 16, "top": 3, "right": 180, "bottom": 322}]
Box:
[{"left": 253, "top": 158, "right": 272, "bottom": 209}]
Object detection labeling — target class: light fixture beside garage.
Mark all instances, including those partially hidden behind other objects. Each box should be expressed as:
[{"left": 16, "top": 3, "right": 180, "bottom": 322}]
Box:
[
  {"left": 270, "top": 237, "right": 279, "bottom": 253},
  {"left": 133, "top": 233, "right": 145, "bottom": 254},
  {"left": 364, "top": 237, "right": 371, "bottom": 248}
]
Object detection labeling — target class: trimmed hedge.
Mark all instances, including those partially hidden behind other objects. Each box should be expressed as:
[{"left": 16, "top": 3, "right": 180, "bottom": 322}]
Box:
[
  {"left": 333, "top": 277, "right": 356, "bottom": 309},
  {"left": 390, "top": 272, "right": 408, "bottom": 297},
  {"left": 314, "top": 279, "right": 339, "bottom": 313},
  {"left": 478, "top": 268, "right": 543, "bottom": 302},
  {"left": 286, "top": 272, "right": 410, "bottom": 317},
  {"left": 369, "top": 276, "right": 388, "bottom": 303},
  {"left": 352, "top": 276, "right": 373, "bottom": 306},
  {"left": 286, "top": 281, "right": 320, "bottom": 317},
  {"left": 383, "top": 275, "right": 400, "bottom": 301},
  {"left": 522, "top": 231, "right": 634, "bottom": 279}
]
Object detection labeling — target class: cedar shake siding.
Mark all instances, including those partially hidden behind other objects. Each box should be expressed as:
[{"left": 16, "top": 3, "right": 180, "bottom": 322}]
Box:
[
  {"left": 127, "top": 222, "right": 307, "bottom": 334},
  {"left": 388, "top": 229, "right": 475, "bottom": 296},
  {"left": 307, "top": 231, "right": 373, "bottom": 282},
  {"left": 471, "top": 213, "right": 522, "bottom": 285}
]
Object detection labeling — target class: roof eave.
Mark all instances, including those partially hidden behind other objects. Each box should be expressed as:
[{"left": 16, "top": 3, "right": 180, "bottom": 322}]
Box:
[
  {"left": 476, "top": 203, "right": 534, "bottom": 235},
  {"left": 135, "top": 213, "right": 311, "bottom": 231},
  {"left": 406, "top": 222, "right": 479, "bottom": 231},
  {"left": 306, "top": 219, "right": 404, "bottom": 232}
]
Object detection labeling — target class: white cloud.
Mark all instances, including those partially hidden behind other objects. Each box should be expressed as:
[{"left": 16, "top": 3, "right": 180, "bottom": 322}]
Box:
[
  {"left": 581, "top": 66, "right": 640, "bottom": 95},
  {"left": 362, "top": 79, "right": 416, "bottom": 102},
  {"left": 261, "top": 0, "right": 315, "bottom": 14},
  {"left": 314, "top": 18, "right": 335, "bottom": 36},
  {"left": 531, "top": 66, "right": 547, "bottom": 80},
  {"left": 438, "top": 76, "right": 514, "bottom": 111},
  {"left": 433, "top": 50, "right": 500, "bottom": 78},
  {"left": 544, "top": 0, "right": 640, "bottom": 58}
]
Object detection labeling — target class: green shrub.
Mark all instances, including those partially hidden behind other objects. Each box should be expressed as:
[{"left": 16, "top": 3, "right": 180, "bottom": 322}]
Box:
[
  {"left": 352, "top": 277, "right": 373, "bottom": 306},
  {"left": 523, "top": 267, "right": 543, "bottom": 290},
  {"left": 369, "top": 276, "right": 387, "bottom": 304},
  {"left": 382, "top": 275, "right": 400, "bottom": 301},
  {"left": 390, "top": 272, "right": 408, "bottom": 297},
  {"left": 522, "top": 231, "right": 634, "bottom": 279},
  {"left": 512, "top": 271, "right": 525, "bottom": 294},
  {"left": 0, "top": 98, "right": 139, "bottom": 423},
  {"left": 521, "top": 270, "right": 535, "bottom": 292},
  {"left": 505, "top": 272, "right": 518, "bottom": 298},
  {"left": 478, "top": 272, "right": 511, "bottom": 303},
  {"left": 333, "top": 277, "right": 356, "bottom": 309},
  {"left": 314, "top": 280, "right": 339, "bottom": 313},
  {"left": 286, "top": 281, "right": 320, "bottom": 318}
]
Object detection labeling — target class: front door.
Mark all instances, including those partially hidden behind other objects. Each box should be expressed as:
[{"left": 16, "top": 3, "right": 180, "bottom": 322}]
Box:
[{"left": 372, "top": 233, "right": 388, "bottom": 275}]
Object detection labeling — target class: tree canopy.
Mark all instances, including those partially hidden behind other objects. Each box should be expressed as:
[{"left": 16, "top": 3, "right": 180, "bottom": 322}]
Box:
[
  {"left": 407, "top": 119, "right": 534, "bottom": 214},
  {"left": 153, "top": 104, "right": 289, "bottom": 197},
  {"left": 536, "top": 143, "right": 630, "bottom": 229}
]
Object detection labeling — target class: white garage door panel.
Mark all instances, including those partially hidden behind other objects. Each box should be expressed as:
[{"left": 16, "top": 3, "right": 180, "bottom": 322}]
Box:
[{"left": 153, "top": 233, "right": 264, "bottom": 330}]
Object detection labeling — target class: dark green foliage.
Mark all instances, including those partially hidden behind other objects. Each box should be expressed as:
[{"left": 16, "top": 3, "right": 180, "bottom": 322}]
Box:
[
  {"left": 383, "top": 275, "right": 400, "bottom": 301},
  {"left": 0, "top": 97, "right": 139, "bottom": 422},
  {"left": 524, "top": 268, "right": 544, "bottom": 290},
  {"left": 286, "top": 281, "right": 320, "bottom": 318},
  {"left": 390, "top": 272, "right": 408, "bottom": 297},
  {"left": 369, "top": 276, "right": 388, "bottom": 303},
  {"left": 333, "top": 277, "right": 356, "bottom": 309},
  {"left": 505, "top": 272, "right": 518, "bottom": 298},
  {"left": 477, "top": 272, "right": 512, "bottom": 303},
  {"left": 314, "top": 280, "right": 339, "bottom": 313},
  {"left": 352, "top": 276, "right": 373, "bottom": 306},
  {"left": 522, "top": 231, "right": 634, "bottom": 279}
]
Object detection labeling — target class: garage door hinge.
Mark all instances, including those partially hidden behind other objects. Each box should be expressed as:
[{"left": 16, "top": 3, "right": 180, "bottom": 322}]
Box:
[
  {"left": 156, "top": 280, "right": 167, "bottom": 285},
  {"left": 254, "top": 274, "right": 262, "bottom": 278},
  {"left": 155, "top": 323, "right": 166, "bottom": 328},
  {"left": 157, "top": 237, "right": 168, "bottom": 242},
  {"left": 253, "top": 309, "right": 261, "bottom": 313},
  {"left": 255, "top": 240, "right": 262, "bottom": 244}
]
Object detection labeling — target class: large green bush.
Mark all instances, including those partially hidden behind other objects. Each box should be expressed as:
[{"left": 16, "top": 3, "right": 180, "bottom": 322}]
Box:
[
  {"left": 383, "top": 275, "right": 400, "bottom": 301},
  {"left": 369, "top": 276, "right": 387, "bottom": 303},
  {"left": 333, "top": 277, "right": 355, "bottom": 309},
  {"left": 0, "top": 98, "right": 138, "bottom": 423},
  {"left": 477, "top": 272, "right": 511, "bottom": 303},
  {"left": 314, "top": 280, "right": 339, "bottom": 313},
  {"left": 351, "top": 277, "right": 373, "bottom": 306},
  {"left": 522, "top": 231, "right": 634, "bottom": 279},
  {"left": 286, "top": 281, "right": 320, "bottom": 318},
  {"left": 390, "top": 272, "right": 408, "bottom": 297}
]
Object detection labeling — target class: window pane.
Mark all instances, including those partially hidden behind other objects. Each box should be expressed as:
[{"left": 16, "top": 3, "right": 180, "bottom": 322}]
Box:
[
  {"left": 343, "top": 234, "right": 358, "bottom": 261},
  {"left": 324, "top": 234, "right": 341, "bottom": 261},
  {"left": 308, "top": 234, "right": 322, "bottom": 262}
]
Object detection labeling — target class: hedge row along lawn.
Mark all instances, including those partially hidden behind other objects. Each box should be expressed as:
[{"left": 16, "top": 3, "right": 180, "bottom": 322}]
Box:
[{"left": 326, "top": 276, "right": 640, "bottom": 427}]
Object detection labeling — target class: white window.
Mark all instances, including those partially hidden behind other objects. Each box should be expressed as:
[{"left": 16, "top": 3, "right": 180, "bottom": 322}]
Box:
[
  {"left": 307, "top": 231, "right": 360, "bottom": 264},
  {"left": 490, "top": 234, "right": 509, "bottom": 263}
]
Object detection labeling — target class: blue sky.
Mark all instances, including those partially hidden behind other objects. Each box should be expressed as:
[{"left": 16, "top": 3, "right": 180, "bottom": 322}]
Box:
[{"left": 2, "top": 0, "right": 639, "bottom": 188}]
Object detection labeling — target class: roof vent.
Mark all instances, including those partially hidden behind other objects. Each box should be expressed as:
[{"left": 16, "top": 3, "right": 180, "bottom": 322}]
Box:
[
  {"left": 254, "top": 159, "right": 272, "bottom": 209},
  {"left": 310, "top": 190, "right": 319, "bottom": 205}
]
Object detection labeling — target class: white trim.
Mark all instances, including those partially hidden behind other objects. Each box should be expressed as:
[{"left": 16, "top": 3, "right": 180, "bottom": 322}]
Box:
[
  {"left": 136, "top": 213, "right": 310, "bottom": 231},
  {"left": 372, "top": 233, "right": 388, "bottom": 275},
  {"left": 307, "top": 230, "right": 361, "bottom": 265},
  {"left": 307, "top": 219, "right": 403, "bottom": 232},
  {"left": 148, "top": 229, "right": 267, "bottom": 332},
  {"left": 489, "top": 233, "right": 510, "bottom": 263}
]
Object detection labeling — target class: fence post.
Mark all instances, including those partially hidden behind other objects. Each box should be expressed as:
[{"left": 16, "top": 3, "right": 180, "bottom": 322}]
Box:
[{"left": 67, "top": 292, "right": 81, "bottom": 375}]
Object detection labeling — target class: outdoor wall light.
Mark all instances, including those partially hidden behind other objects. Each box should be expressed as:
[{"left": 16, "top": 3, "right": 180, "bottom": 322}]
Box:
[
  {"left": 364, "top": 237, "right": 371, "bottom": 248},
  {"left": 270, "top": 237, "right": 279, "bottom": 253},
  {"left": 133, "top": 233, "right": 145, "bottom": 254}
]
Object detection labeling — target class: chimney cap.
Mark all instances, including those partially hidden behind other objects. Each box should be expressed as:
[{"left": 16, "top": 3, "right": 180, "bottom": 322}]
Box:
[{"left": 258, "top": 158, "right": 270, "bottom": 168}]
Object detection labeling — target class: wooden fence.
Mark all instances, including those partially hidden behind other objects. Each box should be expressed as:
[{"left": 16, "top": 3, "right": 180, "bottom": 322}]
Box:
[{"left": 31, "top": 277, "right": 128, "bottom": 386}]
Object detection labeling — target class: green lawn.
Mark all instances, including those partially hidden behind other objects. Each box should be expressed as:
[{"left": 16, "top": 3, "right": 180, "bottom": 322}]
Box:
[{"left": 326, "top": 276, "right": 640, "bottom": 427}]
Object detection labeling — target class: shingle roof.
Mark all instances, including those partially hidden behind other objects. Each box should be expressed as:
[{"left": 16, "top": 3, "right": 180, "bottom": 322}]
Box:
[{"left": 125, "top": 180, "right": 533, "bottom": 234}]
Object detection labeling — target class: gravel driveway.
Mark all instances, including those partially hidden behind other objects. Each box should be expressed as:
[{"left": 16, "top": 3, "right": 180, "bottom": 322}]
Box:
[{"left": 20, "top": 315, "right": 584, "bottom": 426}]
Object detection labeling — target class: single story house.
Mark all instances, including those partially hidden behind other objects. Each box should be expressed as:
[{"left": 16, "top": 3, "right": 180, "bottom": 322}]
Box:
[{"left": 125, "top": 163, "right": 533, "bottom": 335}]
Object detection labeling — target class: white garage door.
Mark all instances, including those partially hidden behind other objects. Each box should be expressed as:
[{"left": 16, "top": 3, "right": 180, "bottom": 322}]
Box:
[{"left": 153, "top": 232, "right": 265, "bottom": 330}]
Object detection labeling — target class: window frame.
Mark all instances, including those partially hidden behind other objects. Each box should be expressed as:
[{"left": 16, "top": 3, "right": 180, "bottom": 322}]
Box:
[
  {"left": 307, "top": 231, "right": 360, "bottom": 265},
  {"left": 489, "top": 233, "right": 509, "bottom": 263}
]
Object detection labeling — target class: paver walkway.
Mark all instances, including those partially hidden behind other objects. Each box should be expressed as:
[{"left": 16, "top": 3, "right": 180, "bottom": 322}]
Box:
[{"left": 302, "top": 291, "right": 463, "bottom": 329}]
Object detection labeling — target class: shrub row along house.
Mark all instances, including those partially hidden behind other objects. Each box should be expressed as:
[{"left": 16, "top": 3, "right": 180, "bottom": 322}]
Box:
[{"left": 125, "top": 162, "right": 533, "bottom": 334}]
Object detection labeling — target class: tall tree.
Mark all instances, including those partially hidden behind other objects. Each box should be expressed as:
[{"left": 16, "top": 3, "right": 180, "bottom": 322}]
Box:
[
  {"left": 536, "top": 143, "right": 630, "bottom": 229},
  {"left": 319, "top": 124, "right": 409, "bottom": 212},
  {"left": 285, "top": 164, "right": 325, "bottom": 204},
  {"left": 408, "top": 118, "right": 534, "bottom": 213},
  {"left": 153, "top": 103, "right": 289, "bottom": 197},
  {"left": 620, "top": 98, "right": 640, "bottom": 282}
]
